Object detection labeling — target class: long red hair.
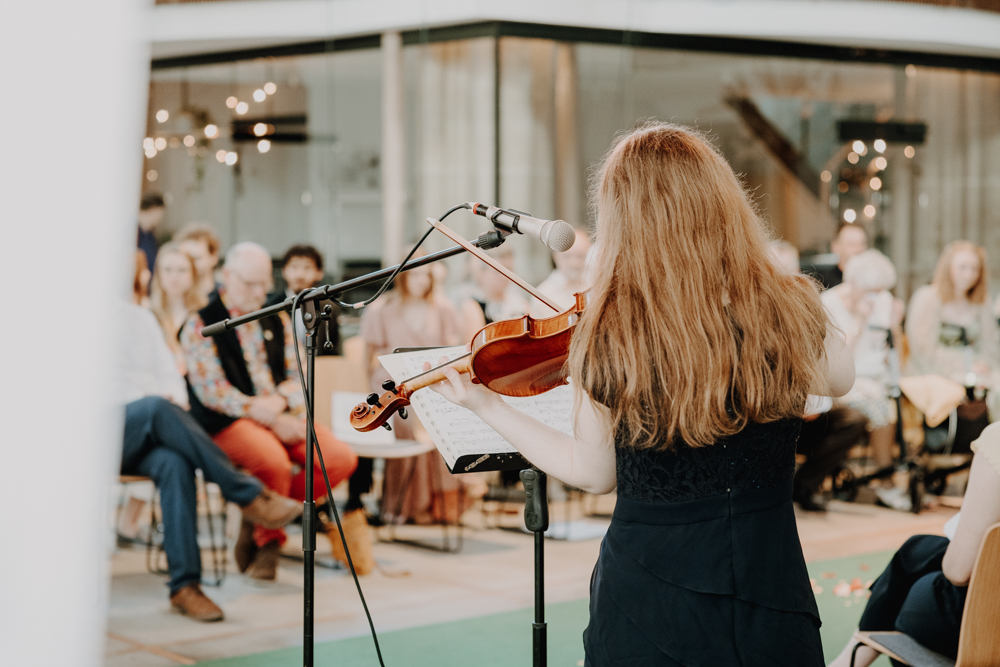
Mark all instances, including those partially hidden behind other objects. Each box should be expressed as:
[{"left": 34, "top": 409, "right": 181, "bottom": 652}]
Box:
[{"left": 567, "top": 122, "right": 829, "bottom": 449}]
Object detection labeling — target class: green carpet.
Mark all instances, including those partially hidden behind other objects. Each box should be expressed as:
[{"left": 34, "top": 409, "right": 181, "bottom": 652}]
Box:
[{"left": 198, "top": 551, "right": 898, "bottom": 667}]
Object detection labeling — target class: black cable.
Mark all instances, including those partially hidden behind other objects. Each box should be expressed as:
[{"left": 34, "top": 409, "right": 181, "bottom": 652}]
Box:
[
  {"left": 287, "top": 202, "right": 472, "bottom": 666},
  {"left": 330, "top": 203, "right": 471, "bottom": 310}
]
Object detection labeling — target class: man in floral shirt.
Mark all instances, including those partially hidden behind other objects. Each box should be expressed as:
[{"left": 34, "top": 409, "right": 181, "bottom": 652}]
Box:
[{"left": 180, "top": 242, "right": 357, "bottom": 580}]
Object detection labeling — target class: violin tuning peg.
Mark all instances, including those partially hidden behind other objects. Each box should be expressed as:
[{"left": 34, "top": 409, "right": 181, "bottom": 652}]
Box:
[
  {"left": 398, "top": 407, "right": 407, "bottom": 420},
  {"left": 381, "top": 379, "right": 397, "bottom": 393},
  {"left": 381, "top": 422, "right": 392, "bottom": 431},
  {"left": 366, "top": 392, "right": 382, "bottom": 408}
]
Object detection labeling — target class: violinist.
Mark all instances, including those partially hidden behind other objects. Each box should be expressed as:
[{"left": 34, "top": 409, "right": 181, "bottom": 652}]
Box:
[{"left": 428, "top": 123, "right": 855, "bottom": 666}]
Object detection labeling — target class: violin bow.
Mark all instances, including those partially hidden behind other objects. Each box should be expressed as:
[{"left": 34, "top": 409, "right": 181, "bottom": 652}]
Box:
[{"left": 426, "top": 217, "right": 562, "bottom": 313}]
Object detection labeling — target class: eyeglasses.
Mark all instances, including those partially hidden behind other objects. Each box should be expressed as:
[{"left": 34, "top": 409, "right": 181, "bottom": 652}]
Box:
[{"left": 230, "top": 269, "right": 273, "bottom": 293}]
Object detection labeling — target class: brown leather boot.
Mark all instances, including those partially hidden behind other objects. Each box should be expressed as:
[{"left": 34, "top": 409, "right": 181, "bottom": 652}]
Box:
[
  {"left": 234, "top": 518, "right": 257, "bottom": 574},
  {"left": 323, "top": 509, "right": 375, "bottom": 576},
  {"left": 241, "top": 489, "right": 303, "bottom": 529},
  {"left": 247, "top": 540, "right": 281, "bottom": 581},
  {"left": 170, "top": 583, "right": 224, "bottom": 622}
]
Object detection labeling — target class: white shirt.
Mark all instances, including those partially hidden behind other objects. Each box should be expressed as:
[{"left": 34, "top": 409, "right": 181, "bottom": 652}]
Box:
[
  {"left": 115, "top": 303, "right": 188, "bottom": 406},
  {"left": 822, "top": 285, "right": 894, "bottom": 379}
]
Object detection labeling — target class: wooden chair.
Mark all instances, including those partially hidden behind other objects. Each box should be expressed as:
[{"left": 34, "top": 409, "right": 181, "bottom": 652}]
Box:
[
  {"left": 851, "top": 521, "right": 1000, "bottom": 667},
  {"left": 117, "top": 472, "right": 230, "bottom": 586}
]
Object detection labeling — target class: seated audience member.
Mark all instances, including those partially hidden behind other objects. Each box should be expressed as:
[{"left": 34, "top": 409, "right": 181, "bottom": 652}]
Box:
[
  {"left": 150, "top": 243, "right": 208, "bottom": 374},
  {"left": 265, "top": 244, "right": 340, "bottom": 356},
  {"left": 828, "top": 421, "right": 1000, "bottom": 666},
  {"left": 459, "top": 246, "right": 528, "bottom": 342},
  {"left": 118, "top": 258, "right": 302, "bottom": 621},
  {"left": 769, "top": 241, "right": 868, "bottom": 511},
  {"left": 906, "top": 241, "right": 1000, "bottom": 419},
  {"left": 354, "top": 259, "right": 465, "bottom": 526},
  {"left": 528, "top": 229, "right": 593, "bottom": 318},
  {"left": 814, "top": 222, "right": 870, "bottom": 289},
  {"left": 174, "top": 224, "right": 222, "bottom": 298},
  {"left": 822, "top": 250, "right": 907, "bottom": 509},
  {"left": 137, "top": 192, "right": 165, "bottom": 278},
  {"left": 180, "top": 242, "right": 358, "bottom": 580}
]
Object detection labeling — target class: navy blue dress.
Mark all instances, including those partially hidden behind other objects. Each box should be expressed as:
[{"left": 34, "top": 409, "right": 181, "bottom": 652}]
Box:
[{"left": 584, "top": 419, "right": 824, "bottom": 666}]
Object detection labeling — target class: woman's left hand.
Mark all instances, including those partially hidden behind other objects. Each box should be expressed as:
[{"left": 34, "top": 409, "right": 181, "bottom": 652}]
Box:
[{"left": 424, "top": 357, "right": 502, "bottom": 413}]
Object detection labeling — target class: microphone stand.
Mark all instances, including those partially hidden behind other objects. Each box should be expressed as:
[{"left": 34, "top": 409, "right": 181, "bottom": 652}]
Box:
[{"left": 201, "top": 229, "right": 507, "bottom": 667}]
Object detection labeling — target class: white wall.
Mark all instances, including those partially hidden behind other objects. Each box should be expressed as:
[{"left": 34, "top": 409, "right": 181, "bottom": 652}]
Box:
[{"left": 0, "top": 1, "right": 149, "bottom": 665}]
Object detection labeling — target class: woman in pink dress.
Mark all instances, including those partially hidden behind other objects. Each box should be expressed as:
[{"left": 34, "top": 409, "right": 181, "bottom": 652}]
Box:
[{"left": 359, "top": 262, "right": 466, "bottom": 524}]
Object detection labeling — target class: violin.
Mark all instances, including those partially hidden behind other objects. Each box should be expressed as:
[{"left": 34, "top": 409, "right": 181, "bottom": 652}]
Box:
[{"left": 349, "top": 291, "right": 588, "bottom": 432}]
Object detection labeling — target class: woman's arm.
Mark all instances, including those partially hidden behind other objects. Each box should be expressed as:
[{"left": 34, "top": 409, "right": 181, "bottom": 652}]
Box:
[
  {"left": 430, "top": 365, "right": 617, "bottom": 494},
  {"left": 820, "top": 324, "right": 855, "bottom": 398},
  {"left": 942, "top": 425, "right": 1000, "bottom": 586}
]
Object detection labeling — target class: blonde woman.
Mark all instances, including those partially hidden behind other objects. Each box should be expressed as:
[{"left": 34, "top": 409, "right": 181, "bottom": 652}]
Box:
[
  {"left": 355, "top": 260, "right": 464, "bottom": 525},
  {"left": 150, "top": 243, "right": 207, "bottom": 374},
  {"left": 906, "top": 241, "right": 1000, "bottom": 412},
  {"left": 429, "top": 123, "right": 854, "bottom": 666}
]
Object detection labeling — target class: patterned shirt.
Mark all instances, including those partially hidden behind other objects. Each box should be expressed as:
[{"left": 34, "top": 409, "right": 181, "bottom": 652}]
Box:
[{"left": 180, "top": 290, "right": 304, "bottom": 419}]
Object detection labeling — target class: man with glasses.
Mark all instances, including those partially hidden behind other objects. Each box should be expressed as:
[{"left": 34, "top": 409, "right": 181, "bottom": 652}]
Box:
[{"left": 179, "top": 242, "right": 357, "bottom": 581}]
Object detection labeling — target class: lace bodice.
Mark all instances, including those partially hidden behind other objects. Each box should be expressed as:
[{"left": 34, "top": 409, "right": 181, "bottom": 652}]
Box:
[{"left": 615, "top": 418, "right": 802, "bottom": 503}]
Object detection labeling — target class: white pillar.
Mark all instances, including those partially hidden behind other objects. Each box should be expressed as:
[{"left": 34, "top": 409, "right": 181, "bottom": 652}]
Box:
[
  {"left": 0, "top": 1, "right": 148, "bottom": 666},
  {"left": 381, "top": 30, "right": 405, "bottom": 265}
]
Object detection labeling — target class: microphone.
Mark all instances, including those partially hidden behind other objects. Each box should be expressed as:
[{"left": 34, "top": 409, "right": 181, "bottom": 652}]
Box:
[{"left": 468, "top": 203, "right": 576, "bottom": 252}]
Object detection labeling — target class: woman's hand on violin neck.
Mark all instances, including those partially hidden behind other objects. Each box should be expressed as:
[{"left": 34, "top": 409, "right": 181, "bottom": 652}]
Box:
[{"left": 425, "top": 358, "right": 502, "bottom": 413}]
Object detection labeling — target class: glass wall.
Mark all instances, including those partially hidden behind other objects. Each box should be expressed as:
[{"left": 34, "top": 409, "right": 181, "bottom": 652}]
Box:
[{"left": 146, "top": 36, "right": 1000, "bottom": 296}]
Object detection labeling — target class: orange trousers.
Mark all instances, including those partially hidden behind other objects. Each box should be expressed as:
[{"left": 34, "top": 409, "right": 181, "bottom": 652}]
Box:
[{"left": 213, "top": 418, "right": 358, "bottom": 547}]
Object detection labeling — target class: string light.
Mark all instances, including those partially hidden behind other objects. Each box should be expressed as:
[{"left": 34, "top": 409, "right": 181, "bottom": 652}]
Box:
[
  {"left": 183, "top": 135, "right": 196, "bottom": 147},
  {"left": 870, "top": 177, "right": 882, "bottom": 190},
  {"left": 264, "top": 82, "right": 277, "bottom": 95},
  {"left": 904, "top": 146, "right": 916, "bottom": 158},
  {"left": 156, "top": 109, "right": 169, "bottom": 123},
  {"left": 169, "top": 137, "right": 180, "bottom": 149},
  {"left": 225, "top": 151, "right": 238, "bottom": 166},
  {"left": 235, "top": 102, "right": 249, "bottom": 115},
  {"left": 874, "top": 139, "right": 887, "bottom": 153},
  {"left": 154, "top": 137, "right": 167, "bottom": 151},
  {"left": 821, "top": 170, "right": 832, "bottom": 183},
  {"left": 852, "top": 141, "right": 867, "bottom": 155},
  {"left": 874, "top": 157, "right": 887, "bottom": 170},
  {"left": 215, "top": 150, "right": 227, "bottom": 163},
  {"left": 226, "top": 96, "right": 238, "bottom": 109},
  {"left": 847, "top": 152, "right": 859, "bottom": 164},
  {"left": 257, "top": 139, "right": 271, "bottom": 153},
  {"left": 253, "top": 122, "right": 268, "bottom": 137},
  {"left": 146, "top": 170, "right": 158, "bottom": 182},
  {"left": 204, "top": 124, "right": 219, "bottom": 138},
  {"left": 142, "top": 138, "right": 154, "bottom": 150},
  {"left": 253, "top": 89, "right": 266, "bottom": 102},
  {"left": 864, "top": 204, "right": 876, "bottom": 218},
  {"left": 144, "top": 146, "right": 157, "bottom": 159},
  {"left": 843, "top": 209, "right": 857, "bottom": 223}
]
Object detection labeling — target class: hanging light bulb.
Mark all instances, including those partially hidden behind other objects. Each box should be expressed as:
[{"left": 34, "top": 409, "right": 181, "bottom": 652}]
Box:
[
  {"left": 235, "top": 102, "right": 249, "bottom": 115},
  {"left": 146, "top": 170, "right": 158, "bottom": 182},
  {"left": 874, "top": 157, "right": 888, "bottom": 170},
  {"left": 154, "top": 137, "right": 167, "bottom": 151},
  {"left": 144, "top": 146, "right": 157, "bottom": 159},
  {"left": 874, "top": 139, "right": 887, "bottom": 153},
  {"left": 215, "top": 150, "right": 227, "bottom": 163},
  {"left": 821, "top": 170, "right": 832, "bottom": 183},
  {"left": 183, "top": 135, "right": 196, "bottom": 147},
  {"left": 264, "top": 82, "right": 277, "bottom": 95},
  {"left": 257, "top": 139, "right": 271, "bottom": 153},
  {"left": 864, "top": 204, "right": 876, "bottom": 218},
  {"left": 843, "top": 209, "right": 857, "bottom": 223},
  {"left": 870, "top": 177, "right": 883, "bottom": 191},
  {"left": 204, "top": 124, "right": 219, "bottom": 138},
  {"left": 156, "top": 109, "right": 169, "bottom": 123},
  {"left": 226, "top": 96, "right": 238, "bottom": 109},
  {"left": 852, "top": 140, "right": 867, "bottom": 155},
  {"left": 253, "top": 89, "right": 266, "bottom": 102},
  {"left": 847, "top": 152, "right": 859, "bottom": 164},
  {"left": 143, "top": 137, "right": 154, "bottom": 150},
  {"left": 904, "top": 146, "right": 916, "bottom": 158},
  {"left": 225, "top": 151, "right": 238, "bottom": 166},
  {"left": 253, "top": 123, "right": 268, "bottom": 137}
]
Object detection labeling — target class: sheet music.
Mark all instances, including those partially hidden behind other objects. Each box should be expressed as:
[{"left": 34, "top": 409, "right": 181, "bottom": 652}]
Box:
[{"left": 377, "top": 346, "right": 575, "bottom": 469}]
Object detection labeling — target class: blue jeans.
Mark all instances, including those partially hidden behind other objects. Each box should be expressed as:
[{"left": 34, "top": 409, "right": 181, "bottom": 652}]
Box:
[{"left": 121, "top": 397, "right": 263, "bottom": 594}]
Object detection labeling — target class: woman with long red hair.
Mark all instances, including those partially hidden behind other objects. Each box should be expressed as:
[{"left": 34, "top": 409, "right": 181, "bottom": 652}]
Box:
[{"left": 431, "top": 122, "right": 854, "bottom": 665}]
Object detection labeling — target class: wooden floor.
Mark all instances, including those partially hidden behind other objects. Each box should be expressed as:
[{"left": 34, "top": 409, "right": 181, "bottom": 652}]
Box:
[{"left": 104, "top": 493, "right": 957, "bottom": 666}]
